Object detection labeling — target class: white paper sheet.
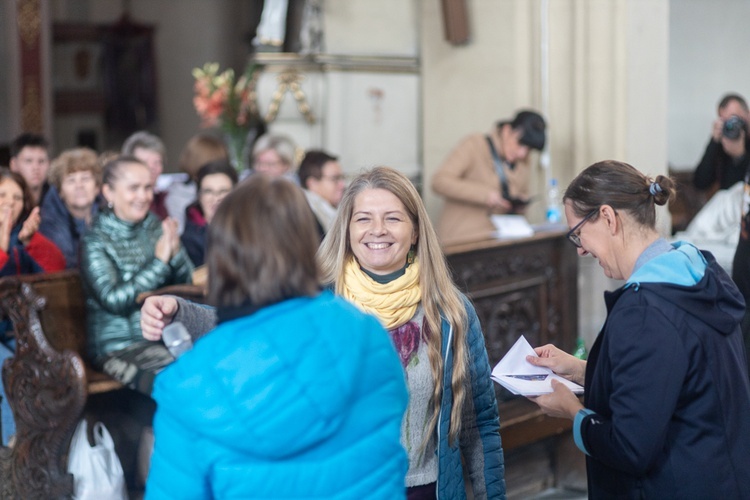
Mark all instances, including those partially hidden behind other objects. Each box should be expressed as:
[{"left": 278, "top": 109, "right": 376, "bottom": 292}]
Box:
[
  {"left": 490, "top": 215, "right": 535, "bottom": 238},
  {"left": 491, "top": 336, "right": 584, "bottom": 396}
]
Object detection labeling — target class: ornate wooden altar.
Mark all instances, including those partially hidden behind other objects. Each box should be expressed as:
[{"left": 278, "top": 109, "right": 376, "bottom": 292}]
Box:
[{"left": 444, "top": 229, "right": 584, "bottom": 496}]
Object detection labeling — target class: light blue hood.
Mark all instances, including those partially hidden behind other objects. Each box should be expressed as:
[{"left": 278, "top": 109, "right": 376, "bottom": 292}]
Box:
[{"left": 627, "top": 240, "right": 706, "bottom": 288}]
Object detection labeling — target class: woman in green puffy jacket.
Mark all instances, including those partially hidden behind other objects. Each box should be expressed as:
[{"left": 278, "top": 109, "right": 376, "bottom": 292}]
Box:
[{"left": 81, "top": 155, "right": 193, "bottom": 394}]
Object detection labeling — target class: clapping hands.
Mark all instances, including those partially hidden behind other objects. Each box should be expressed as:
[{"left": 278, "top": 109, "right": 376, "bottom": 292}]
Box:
[
  {"left": 18, "top": 206, "right": 41, "bottom": 245},
  {"left": 155, "top": 218, "right": 181, "bottom": 263},
  {"left": 1, "top": 206, "right": 40, "bottom": 252}
]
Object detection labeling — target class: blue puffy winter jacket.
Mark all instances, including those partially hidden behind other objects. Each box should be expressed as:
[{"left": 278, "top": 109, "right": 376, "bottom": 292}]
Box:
[{"left": 146, "top": 291, "right": 408, "bottom": 499}]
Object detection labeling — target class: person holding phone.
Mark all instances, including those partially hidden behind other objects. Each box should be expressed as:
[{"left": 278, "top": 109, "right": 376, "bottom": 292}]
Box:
[{"left": 432, "top": 110, "right": 546, "bottom": 245}]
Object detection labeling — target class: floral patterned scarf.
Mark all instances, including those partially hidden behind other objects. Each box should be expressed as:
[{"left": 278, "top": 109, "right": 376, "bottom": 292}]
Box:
[{"left": 341, "top": 256, "right": 422, "bottom": 330}]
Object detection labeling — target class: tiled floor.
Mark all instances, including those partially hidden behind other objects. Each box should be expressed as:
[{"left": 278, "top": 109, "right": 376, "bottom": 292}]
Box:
[{"left": 530, "top": 487, "right": 588, "bottom": 499}]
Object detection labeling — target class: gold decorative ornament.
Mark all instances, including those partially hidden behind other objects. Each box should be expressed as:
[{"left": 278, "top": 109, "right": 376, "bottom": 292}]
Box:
[
  {"left": 22, "top": 82, "right": 42, "bottom": 133},
  {"left": 264, "top": 70, "right": 316, "bottom": 124},
  {"left": 17, "top": 0, "right": 41, "bottom": 47}
]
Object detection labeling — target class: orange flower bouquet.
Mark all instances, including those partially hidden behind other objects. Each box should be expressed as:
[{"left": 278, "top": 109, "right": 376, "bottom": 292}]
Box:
[{"left": 192, "top": 62, "right": 260, "bottom": 171}]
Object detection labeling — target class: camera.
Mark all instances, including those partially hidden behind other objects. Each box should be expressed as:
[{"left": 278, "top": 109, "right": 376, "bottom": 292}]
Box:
[{"left": 722, "top": 115, "right": 747, "bottom": 140}]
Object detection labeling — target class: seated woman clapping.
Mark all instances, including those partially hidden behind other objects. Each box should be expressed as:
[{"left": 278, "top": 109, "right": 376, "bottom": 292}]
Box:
[
  {"left": 146, "top": 175, "right": 408, "bottom": 499},
  {"left": 39, "top": 147, "right": 102, "bottom": 268},
  {"left": 81, "top": 156, "right": 193, "bottom": 395},
  {"left": 0, "top": 168, "right": 65, "bottom": 276}
]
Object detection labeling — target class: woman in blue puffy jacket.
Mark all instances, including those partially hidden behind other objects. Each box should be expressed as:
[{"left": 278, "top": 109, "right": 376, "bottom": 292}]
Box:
[{"left": 146, "top": 175, "right": 408, "bottom": 499}]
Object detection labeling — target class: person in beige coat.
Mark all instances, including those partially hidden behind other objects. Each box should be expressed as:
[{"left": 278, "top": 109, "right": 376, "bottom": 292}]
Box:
[{"left": 432, "top": 110, "right": 546, "bottom": 245}]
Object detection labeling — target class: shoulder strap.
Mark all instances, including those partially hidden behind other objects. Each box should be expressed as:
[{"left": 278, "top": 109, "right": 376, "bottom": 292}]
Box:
[{"left": 486, "top": 135, "right": 510, "bottom": 199}]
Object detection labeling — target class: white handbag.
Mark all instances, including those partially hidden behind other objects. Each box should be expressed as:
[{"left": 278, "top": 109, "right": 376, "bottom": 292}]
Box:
[{"left": 67, "top": 419, "right": 129, "bottom": 500}]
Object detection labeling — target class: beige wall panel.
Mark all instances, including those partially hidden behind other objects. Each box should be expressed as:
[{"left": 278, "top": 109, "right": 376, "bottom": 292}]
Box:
[{"left": 325, "top": 0, "right": 419, "bottom": 57}]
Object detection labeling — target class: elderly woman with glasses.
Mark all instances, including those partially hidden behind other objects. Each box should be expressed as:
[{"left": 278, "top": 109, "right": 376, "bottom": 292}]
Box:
[{"left": 527, "top": 160, "right": 750, "bottom": 498}]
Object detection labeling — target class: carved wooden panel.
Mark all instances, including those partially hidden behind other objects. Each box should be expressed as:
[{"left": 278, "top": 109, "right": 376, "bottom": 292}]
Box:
[
  {"left": 0, "top": 277, "right": 86, "bottom": 499},
  {"left": 446, "top": 231, "right": 578, "bottom": 402}
]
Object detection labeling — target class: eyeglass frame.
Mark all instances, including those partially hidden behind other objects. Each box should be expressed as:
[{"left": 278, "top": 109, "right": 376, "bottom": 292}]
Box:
[
  {"left": 318, "top": 174, "right": 347, "bottom": 183},
  {"left": 566, "top": 208, "right": 599, "bottom": 248},
  {"left": 199, "top": 188, "right": 232, "bottom": 199}
]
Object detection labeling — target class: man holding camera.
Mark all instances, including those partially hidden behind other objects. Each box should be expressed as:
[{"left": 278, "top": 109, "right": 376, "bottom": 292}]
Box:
[{"left": 693, "top": 93, "right": 750, "bottom": 191}]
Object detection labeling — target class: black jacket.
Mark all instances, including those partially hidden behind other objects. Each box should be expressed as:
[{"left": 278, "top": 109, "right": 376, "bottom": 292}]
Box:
[
  {"left": 580, "top": 247, "right": 750, "bottom": 499},
  {"left": 693, "top": 137, "right": 750, "bottom": 190}
]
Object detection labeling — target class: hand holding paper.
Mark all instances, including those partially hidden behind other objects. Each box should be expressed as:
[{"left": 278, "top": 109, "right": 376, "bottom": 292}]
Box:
[{"left": 491, "top": 336, "right": 584, "bottom": 396}]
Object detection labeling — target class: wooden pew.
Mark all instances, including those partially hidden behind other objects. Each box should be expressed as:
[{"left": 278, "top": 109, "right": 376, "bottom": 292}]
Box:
[
  {"left": 0, "top": 270, "right": 204, "bottom": 498},
  {"left": 444, "top": 229, "right": 584, "bottom": 496}
]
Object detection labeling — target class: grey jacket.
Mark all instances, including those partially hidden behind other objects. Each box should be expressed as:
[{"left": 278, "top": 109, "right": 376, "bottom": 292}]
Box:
[{"left": 81, "top": 210, "right": 193, "bottom": 360}]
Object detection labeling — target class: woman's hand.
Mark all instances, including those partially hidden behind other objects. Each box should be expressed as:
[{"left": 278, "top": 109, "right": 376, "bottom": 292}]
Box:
[
  {"left": 527, "top": 343, "right": 586, "bottom": 386},
  {"left": 155, "top": 218, "right": 180, "bottom": 263},
  {"left": 140, "top": 295, "right": 178, "bottom": 341},
  {"left": 0, "top": 206, "right": 12, "bottom": 252},
  {"left": 529, "top": 379, "right": 584, "bottom": 420},
  {"left": 164, "top": 218, "right": 181, "bottom": 257},
  {"left": 712, "top": 117, "right": 724, "bottom": 142},
  {"left": 18, "top": 206, "right": 41, "bottom": 245}
]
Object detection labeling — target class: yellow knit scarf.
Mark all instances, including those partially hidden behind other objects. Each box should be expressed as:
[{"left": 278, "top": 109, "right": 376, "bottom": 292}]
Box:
[{"left": 341, "top": 256, "right": 422, "bottom": 330}]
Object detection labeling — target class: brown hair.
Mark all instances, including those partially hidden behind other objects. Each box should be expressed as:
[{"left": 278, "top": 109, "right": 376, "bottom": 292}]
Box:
[
  {"left": 563, "top": 160, "right": 676, "bottom": 228},
  {"left": 207, "top": 175, "right": 320, "bottom": 308},
  {"left": 101, "top": 155, "right": 148, "bottom": 189},
  {"left": 48, "top": 148, "right": 102, "bottom": 191},
  {"left": 178, "top": 132, "right": 229, "bottom": 181},
  {"left": 718, "top": 93, "right": 749, "bottom": 113},
  {"left": 0, "top": 167, "right": 33, "bottom": 224},
  {"left": 298, "top": 150, "right": 338, "bottom": 188}
]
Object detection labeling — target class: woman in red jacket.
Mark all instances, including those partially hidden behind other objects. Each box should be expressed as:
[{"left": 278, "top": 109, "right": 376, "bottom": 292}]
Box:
[{"left": 0, "top": 168, "right": 65, "bottom": 275}]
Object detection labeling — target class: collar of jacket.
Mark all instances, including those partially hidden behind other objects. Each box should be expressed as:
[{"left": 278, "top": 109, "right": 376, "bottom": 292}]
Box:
[{"left": 99, "top": 208, "right": 158, "bottom": 236}]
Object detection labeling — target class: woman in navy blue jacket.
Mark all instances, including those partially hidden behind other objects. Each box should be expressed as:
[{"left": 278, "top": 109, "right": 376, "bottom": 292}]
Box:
[
  {"left": 146, "top": 175, "right": 408, "bottom": 499},
  {"left": 528, "top": 160, "right": 750, "bottom": 498}
]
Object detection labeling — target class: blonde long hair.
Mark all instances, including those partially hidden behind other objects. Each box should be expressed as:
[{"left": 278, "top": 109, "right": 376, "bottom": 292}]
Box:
[{"left": 318, "top": 167, "right": 470, "bottom": 444}]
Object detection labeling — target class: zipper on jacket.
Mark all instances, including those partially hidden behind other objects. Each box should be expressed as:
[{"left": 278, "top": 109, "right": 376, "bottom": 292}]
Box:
[{"left": 435, "top": 324, "right": 454, "bottom": 500}]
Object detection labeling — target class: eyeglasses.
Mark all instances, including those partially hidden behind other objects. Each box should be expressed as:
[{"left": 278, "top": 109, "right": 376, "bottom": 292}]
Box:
[
  {"left": 200, "top": 188, "right": 231, "bottom": 199},
  {"left": 320, "top": 174, "right": 347, "bottom": 183},
  {"left": 566, "top": 208, "right": 599, "bottom": 248}
]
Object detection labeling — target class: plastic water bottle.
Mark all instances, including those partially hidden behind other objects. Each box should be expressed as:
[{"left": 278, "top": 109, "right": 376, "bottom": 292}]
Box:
[
  {"left": 546, "top": 178, "right": 562, "bottom": 224},
  {"left": 162, "top": 322, "right": 193, "bottom": 359},
  {"left": 573, "top": 338, "right": 588, "bottom": 360}
]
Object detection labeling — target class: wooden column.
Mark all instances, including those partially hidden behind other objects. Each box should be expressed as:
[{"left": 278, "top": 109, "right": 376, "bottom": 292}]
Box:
[{"left": 16, "top": 0, "right": 44, "bottom": 133}]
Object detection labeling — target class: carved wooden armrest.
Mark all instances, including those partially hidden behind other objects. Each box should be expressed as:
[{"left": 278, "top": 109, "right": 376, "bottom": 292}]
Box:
[{"left": 0, "top": 278, "right": 86, "bottom": 499}]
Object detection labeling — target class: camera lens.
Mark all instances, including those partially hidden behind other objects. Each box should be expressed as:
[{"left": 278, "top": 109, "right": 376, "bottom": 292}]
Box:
[{"left": 722, "top": 115, "right": 746, "bottom": 140}]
